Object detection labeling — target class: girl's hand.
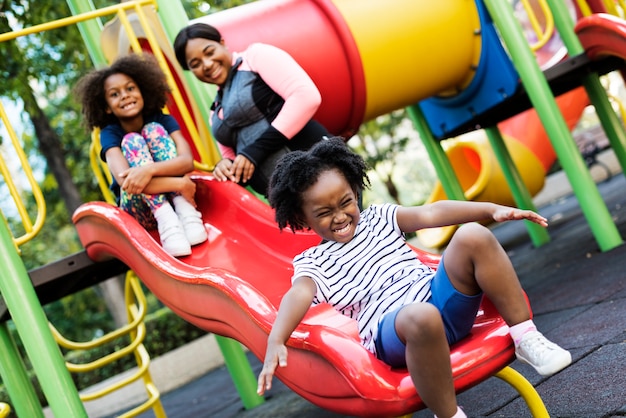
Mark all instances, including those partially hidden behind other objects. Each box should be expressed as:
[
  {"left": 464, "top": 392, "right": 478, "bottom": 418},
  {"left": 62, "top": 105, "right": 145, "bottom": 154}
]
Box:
[
  {"left": 179, "top": 175, "right": 197, "bottom": 207},
  {"left": 493, "top": 207, "right": 548, "bottom": 227},
  {"left": 257, "top": 342, "right": 288, "bottom": 396},
  {"left": 119, "top": 165, "right": 153, "bottom": 195}
]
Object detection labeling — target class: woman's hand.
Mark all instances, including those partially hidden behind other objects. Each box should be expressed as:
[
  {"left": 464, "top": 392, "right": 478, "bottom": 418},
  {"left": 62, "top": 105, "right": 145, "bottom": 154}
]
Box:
[{"left": 213, "top": 156, "right": 256, "bottom": 184}]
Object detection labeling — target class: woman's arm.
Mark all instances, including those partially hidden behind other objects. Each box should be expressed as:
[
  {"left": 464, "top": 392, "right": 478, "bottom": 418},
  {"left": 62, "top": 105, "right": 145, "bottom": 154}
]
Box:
[
  {"left": 257, "top": 276, "right": 317, "bottom": 395},
  {"left": 396, "top": 200, "right": 548, "bottom": 232},
  {"left": 245, "top": 43, "right": 322, "bottom": 139}
]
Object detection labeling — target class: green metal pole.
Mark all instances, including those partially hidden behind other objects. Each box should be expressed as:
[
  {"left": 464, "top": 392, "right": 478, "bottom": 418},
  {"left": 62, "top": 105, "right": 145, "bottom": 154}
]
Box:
[
  {"left": 0, "top": 322, "right": 43, "bottom": 418},
  {"left": 546, "top": 0, "right": 626, "bottom": 174},
  {"left": 65, "top": 0, "right": 107, "bottom": 66},
  {"left": 154, "top": 0, "right": 264, "bottom": 408},
  {"left": 154, "top": 0, "right": 217, "bottom": 124},
  {"left": 484, "top": 126, "right": 550, "bottom": 247},
  {"left": 406, "top": 104, "right": 466, "bottom": 201},
  {"left": 483, "top": 0, "right": 622, "bottom": 252},
  {"left": 0, "top": 222, "right": 87, "bottom": 417},
  {"left": 214, "top": 337, "right": 265, "bottom": 409}
]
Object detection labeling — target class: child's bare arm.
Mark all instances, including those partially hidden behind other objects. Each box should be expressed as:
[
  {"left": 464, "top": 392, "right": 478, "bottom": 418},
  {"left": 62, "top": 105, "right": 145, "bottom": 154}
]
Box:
[
  {"left": 257, "top": 276, "right": 317, "bottom": 395},
  {"left": 396, "top": 201, "right": 547, "bottom": 232}
]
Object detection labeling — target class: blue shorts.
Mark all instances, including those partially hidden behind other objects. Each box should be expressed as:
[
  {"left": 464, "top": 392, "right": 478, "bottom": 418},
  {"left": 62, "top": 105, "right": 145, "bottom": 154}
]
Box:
[{"left": 374, "top": 256, "right": 483, "bottom": 368}]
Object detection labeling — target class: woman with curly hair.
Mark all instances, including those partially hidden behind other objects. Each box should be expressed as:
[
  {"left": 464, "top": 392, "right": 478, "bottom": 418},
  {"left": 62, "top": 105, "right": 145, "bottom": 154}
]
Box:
[
  {"left": 257, "top": 137, "right": 571, "bottom": 418},
  {"left": 74, "top": 53, "right": 207, "bottom": 257}
]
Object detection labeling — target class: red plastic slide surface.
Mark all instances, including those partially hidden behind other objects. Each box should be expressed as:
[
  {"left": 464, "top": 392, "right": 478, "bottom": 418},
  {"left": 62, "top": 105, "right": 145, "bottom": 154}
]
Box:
[
  {"left": 73, "top": 174, "right": 515, "bottom": 416},
  {"left": 576, "top": 13, "right": 626, "bottom": 60}
]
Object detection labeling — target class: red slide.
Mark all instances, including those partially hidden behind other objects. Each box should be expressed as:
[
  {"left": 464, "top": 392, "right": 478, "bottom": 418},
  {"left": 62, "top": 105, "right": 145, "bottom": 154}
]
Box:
[
  {"left": 73, "top": 173, "right": 517, "bottom": 416},
  {"left": 576, "top": 13, "right": 626, "bottom": 61}
]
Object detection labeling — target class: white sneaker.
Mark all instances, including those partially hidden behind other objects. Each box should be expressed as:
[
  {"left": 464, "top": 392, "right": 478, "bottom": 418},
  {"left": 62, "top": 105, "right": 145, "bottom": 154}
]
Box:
[
  {"left": 515, "top": 330, "right": 572, "bottom": 376},
  {"left": 177, "top": 210, "right": 207, "bottom": 245},
  {"left": 173, "top": 198, "right": 208, "bottom": 246},
  {"left": 155, "top": 204, "right": 191, "bottom": 257}
]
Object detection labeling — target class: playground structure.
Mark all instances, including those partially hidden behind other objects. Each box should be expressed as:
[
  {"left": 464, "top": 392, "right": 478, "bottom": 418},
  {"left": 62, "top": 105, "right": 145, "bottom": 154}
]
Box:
[{"left": 1, "top": 0, "right": 626, "bottom": 417}]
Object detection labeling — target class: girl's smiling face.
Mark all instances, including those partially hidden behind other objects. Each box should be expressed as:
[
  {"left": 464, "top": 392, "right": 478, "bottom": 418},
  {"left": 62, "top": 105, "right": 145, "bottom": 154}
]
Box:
[
  {"left": 104, "top": 73, "right": 143, "bottom": 120},
  {"left": 184, "top": 37, "right": 232, "bottom": 87},
  {"left": 301, "top": 169, "right": 360, "bottom": 243}
]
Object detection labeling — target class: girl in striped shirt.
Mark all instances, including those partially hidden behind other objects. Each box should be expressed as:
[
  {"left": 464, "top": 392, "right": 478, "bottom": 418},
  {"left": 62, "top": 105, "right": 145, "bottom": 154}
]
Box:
[{"left": 257, "top": 137, "right": 571, "bottom": 418}]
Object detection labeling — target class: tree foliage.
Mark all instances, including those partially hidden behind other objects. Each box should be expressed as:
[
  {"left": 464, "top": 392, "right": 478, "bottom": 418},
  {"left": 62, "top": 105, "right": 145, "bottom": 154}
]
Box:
[{"left": 0, "top": 0, "right": 258, "bottom": 342}]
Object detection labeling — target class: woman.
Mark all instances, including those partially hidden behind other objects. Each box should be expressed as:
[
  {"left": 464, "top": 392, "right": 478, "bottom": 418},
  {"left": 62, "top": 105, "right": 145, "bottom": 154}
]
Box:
[{"left": 173, "top": 23, "right": 329, "bottom": 196}]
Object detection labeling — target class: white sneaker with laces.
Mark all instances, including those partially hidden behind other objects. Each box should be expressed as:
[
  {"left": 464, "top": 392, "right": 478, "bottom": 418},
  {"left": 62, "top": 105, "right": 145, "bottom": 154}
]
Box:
[{"left": 515, "top": 330, "right": 572, "bottom": 376}]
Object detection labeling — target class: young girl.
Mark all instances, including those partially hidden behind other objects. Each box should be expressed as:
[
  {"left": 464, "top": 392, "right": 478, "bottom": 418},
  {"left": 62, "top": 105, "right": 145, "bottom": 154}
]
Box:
[
  {"left": 75, "top": 53, "right": 207, "bottom": 257},
  {"left": 257, "top": 137, "right": 571, "bottom": 418},
  {"left": 173, "top": 23, "right": 329, "bottom": 196}
]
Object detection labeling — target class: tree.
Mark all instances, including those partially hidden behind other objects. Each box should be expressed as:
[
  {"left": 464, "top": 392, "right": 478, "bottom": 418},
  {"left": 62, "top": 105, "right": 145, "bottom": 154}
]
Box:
[
  {"left": 1, "top": 0, "right": 127, "bottom": 332},
  {"left": 350, "top": 110, "right": 411, "bottom": 204},
  {"left": 1, "top": 0, "right": 260, "bottom": 339}
]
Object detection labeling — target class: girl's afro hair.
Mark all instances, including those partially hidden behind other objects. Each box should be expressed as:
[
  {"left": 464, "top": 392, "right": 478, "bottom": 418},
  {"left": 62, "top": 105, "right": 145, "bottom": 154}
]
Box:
[
  {"left": 74, "top": 53, "right": 170, "bottom": 130},
  {"left": 268, "top": 136, "right": 369, "bottom": 231}
]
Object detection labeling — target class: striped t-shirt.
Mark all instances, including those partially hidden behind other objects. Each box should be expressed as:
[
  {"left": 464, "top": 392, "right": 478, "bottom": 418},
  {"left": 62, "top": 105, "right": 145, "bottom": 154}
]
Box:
[{"left": 292, "top": 203, "right": 434, "bottom": 355}]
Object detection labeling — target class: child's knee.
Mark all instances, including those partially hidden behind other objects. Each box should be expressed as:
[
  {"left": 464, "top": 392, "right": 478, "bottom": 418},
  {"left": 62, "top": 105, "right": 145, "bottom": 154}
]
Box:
[
  {"left": 121, "top": 132, "right": 147, "bottom": 153},
  {"left": 397, "top": 303, "right": 443, "bottom": 341},
  {"left": 141, "top": 122, "right": 168, "bottom": 140},
  {"left": 455, "top": 222, "right": 497, "bottom": 248}
]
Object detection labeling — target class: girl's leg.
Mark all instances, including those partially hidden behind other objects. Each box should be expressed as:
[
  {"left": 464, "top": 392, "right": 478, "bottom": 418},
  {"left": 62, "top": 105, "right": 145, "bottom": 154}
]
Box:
[
  {"left": 394, "top": 303, "right": 460, "bottom": 418},
  {"left": 141, "top": 122, "right": 178, "bottom": 162},
  {"left": 122, "top": 132, "right": 191, "bottom": 256},
  {"left": 443, "top": 223, "right": 571, "bottom": 376},
  {"left": 122, "top": 132, "right": 168, "bottom": 214},
  {"left": 140, "top": 123, "right": 207, "bottom": 245},
  {"left": 442, "top": 222, "right": 529, "bottom": 325}
]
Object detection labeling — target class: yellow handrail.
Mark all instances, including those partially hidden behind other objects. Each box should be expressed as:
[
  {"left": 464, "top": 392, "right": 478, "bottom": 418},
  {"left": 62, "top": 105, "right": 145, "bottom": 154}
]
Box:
[
  {"left": 520, "top": 0, "right": 555, "bottom": 52},
  {"left": 114, "top": 4, "right": 215, "bottom": 171},
  {"left": 51, "top": 271, "right": 165, "bottom": 417},
  {"left": 0, "top": 403, "right": 10, "bottom": 418},
  {"left": 89, "top": 128, "right": 117, "bottom": 204},
  {"left": 0, "top": 101, "right": 46, "bottom": 247}
]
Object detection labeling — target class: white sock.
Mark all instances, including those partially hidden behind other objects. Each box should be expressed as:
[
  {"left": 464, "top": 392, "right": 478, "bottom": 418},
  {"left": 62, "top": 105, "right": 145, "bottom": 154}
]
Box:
[
  {"left": 434, "top": 406, "right": 466, "bottom": 418},
  {"left": 172, "top": 195, "right": 197, "bottom": 215},
  {"left": 154, "top": 202, "right": 176, "bottom": 222},
  {"left": 509, "top": 319, "right": 537, "bottom": 347}
]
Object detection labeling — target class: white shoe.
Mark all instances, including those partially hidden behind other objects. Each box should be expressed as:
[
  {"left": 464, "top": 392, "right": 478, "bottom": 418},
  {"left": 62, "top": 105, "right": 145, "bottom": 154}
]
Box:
[
  {"left": 173, "top": 198, "right": 208, "bottom": 246},
  {"left": 155, "top": 204, "right": 191, "bottom": 257},
  {"left": 515, "top": 331, "right": 572, "bottom": 376},
  {"left": 177, "top": 210, "right": 207, "bottom": 245}
]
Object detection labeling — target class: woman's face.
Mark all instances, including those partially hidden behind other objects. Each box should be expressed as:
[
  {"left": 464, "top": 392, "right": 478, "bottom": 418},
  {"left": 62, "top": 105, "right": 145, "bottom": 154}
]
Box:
[
  {"left": 301, "top": 169, "right": 361, "bottom": 244},
  {"left": 184, "top": 37, "right": 232, "bottom": 87}
]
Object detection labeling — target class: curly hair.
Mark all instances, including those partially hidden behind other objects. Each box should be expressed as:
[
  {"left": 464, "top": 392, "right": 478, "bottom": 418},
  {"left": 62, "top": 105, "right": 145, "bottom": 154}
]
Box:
[
  {"left": 268, "top": 137, "right": 369, "bottom": 231},
  {"left": 73, "top": 53, "right": 171, "bottom": 130}
]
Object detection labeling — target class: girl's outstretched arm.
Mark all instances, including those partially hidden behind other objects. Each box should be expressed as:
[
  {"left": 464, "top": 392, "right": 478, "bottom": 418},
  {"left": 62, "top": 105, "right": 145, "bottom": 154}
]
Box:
[
  {"left": 257, "top": 276, "right": 317, "bottom": 395},
  {"left": 396, "top": 200, "right": 548, "bottom": 233}
]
